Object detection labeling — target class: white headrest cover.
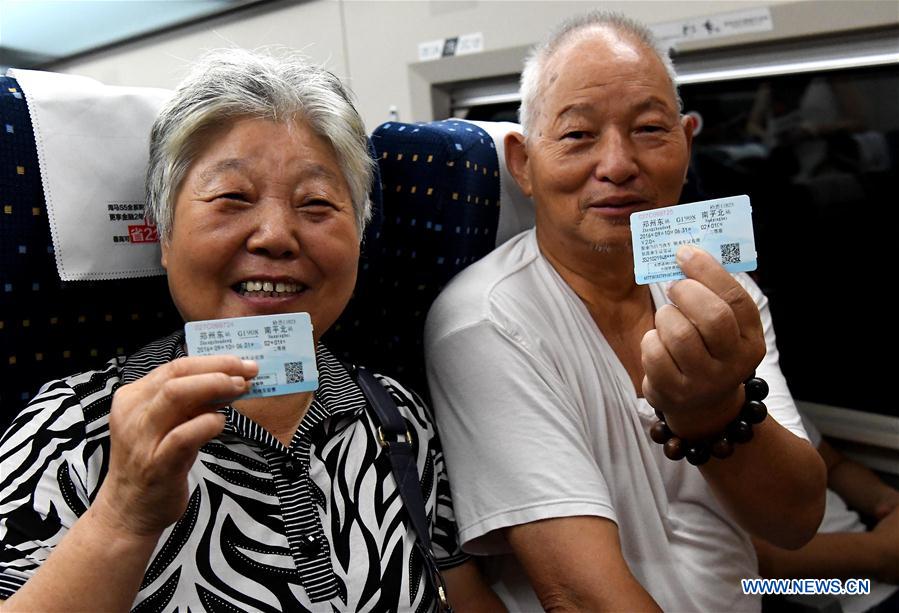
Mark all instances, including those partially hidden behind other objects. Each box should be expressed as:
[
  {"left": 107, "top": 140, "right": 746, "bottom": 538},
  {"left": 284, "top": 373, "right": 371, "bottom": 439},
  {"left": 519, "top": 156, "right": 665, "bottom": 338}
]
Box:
[
  {"left": 464, "top": 120, "right": 535, "bottom": 246},
  {"left": 10, "top": 68, "right": 172, "bottom": 280}
]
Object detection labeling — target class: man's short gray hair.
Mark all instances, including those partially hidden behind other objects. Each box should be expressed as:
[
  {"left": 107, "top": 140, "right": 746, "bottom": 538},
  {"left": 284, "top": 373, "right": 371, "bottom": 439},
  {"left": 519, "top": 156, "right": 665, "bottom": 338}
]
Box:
[
  {"left": 146, "top": 48, "right": 373, "bottom": 241},
  {"left": 518, "top": 11, "right": 681, "bottom": 136}
]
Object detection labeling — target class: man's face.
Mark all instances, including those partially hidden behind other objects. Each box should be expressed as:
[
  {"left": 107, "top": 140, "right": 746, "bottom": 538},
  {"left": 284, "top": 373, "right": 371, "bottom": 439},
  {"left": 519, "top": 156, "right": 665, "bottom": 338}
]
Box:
[{"left": 520, "top": 28, "right": 693, "bottom": 256}]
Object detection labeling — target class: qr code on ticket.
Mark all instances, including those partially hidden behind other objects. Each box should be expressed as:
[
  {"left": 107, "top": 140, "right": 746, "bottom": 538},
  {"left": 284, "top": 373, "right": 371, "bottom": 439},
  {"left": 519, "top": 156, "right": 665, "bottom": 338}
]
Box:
[
  {"left": 285, "top": 361, "right": 305, "bottom": 384},
  {"left": 720, "top": 242, "right": 741, "bottom": 265}
]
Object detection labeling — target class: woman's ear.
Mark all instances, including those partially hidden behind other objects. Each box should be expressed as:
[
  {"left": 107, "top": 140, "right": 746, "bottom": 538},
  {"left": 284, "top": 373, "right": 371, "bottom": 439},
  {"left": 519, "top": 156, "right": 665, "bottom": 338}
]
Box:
[
  {"left": 160, "top": 238, "right": 169, "bottom": 270},
  {"left": 504, "top": 131, "right": 533, "bottom": 197}
]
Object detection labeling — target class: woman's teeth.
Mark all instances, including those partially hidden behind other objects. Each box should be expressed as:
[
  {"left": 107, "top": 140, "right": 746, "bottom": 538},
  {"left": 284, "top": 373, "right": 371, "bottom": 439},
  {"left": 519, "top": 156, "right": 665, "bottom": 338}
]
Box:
[{"left": 237, "top": 281, "right": 302, "bottom": 296}]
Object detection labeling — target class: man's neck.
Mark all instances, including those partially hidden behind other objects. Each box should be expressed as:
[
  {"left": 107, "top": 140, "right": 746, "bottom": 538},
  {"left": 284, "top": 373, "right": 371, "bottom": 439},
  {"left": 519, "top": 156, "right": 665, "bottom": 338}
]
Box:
[
  {"left": 536, "top": 226, "right": 650, "bottom": 318},
  {"left": 537, "top": 226, "right": 656, "bottom": 395}
]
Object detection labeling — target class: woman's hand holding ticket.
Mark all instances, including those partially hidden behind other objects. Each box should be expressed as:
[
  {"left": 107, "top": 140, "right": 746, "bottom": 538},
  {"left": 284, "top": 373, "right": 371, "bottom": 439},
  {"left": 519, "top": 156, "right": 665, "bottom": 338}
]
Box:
[{"left": 91, "top": 356, "right": 258, "bottom": 538}]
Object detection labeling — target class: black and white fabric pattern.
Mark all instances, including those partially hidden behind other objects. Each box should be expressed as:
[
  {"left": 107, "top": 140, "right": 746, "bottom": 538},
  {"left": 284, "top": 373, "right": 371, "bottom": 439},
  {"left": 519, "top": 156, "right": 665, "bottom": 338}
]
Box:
[{"left": 0, "top": 332, "right": 468, "bottom": 612}]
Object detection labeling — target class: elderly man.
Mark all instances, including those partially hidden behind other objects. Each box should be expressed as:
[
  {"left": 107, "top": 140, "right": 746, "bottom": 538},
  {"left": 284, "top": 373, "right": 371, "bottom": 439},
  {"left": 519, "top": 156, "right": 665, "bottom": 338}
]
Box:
[{"left": 425, "top": 12, "right": 826, "bottom": 612}]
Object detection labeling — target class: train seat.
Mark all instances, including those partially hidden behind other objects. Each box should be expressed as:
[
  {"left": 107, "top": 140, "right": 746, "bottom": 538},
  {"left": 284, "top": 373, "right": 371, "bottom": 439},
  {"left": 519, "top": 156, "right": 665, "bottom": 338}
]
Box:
[
  {"left": 0, "top": 74, "right": 181, "bottom": 431},
  {"left": 324, "top": 119, "right": 534, "bottom": 399}
]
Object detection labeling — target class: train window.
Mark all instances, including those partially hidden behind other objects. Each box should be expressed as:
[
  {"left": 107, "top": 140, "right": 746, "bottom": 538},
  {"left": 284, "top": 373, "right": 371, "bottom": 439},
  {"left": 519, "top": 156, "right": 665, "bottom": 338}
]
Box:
[{"left": 680, "top": 64, "right": 897, "bottom": 424}]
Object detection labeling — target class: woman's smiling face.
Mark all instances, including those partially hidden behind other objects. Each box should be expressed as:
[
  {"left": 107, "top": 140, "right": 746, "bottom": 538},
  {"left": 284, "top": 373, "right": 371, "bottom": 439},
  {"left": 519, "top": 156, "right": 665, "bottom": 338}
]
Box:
[{"left": 161, "top": 116, "right": 360, "bottom": 341}]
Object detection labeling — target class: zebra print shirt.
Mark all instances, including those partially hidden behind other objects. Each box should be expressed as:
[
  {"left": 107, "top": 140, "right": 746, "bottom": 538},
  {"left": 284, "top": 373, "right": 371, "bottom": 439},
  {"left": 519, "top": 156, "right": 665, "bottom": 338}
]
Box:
[{"left": 0, "top": 332, "right": 468, "bottom": 612}]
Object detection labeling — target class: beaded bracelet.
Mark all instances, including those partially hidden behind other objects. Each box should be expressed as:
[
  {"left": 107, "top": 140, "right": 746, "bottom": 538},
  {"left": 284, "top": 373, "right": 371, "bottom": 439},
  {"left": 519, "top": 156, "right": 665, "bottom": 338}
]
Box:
[{"left": 650, "top": 375, "right": 770, "bottom": 466}]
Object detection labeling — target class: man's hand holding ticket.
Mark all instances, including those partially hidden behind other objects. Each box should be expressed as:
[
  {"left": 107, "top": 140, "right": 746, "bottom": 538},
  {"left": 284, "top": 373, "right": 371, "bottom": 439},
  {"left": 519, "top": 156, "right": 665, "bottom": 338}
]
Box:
[
  {"left": 185, "top": 312, "right": 319, "bottom": 399},
  {"left": 631, "top": 195, "right": 757, "bottom": 285}
]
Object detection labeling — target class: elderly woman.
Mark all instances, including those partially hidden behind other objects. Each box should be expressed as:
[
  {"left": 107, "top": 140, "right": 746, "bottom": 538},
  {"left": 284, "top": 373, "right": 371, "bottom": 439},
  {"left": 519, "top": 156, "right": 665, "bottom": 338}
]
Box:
[{"left": 0, "top": 50, "right": 500, "bottom": 612}]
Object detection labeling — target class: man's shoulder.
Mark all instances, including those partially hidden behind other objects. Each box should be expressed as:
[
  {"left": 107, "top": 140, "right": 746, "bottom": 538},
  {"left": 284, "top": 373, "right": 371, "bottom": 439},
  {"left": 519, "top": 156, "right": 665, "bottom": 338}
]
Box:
[{"left": 427, "top": 229, "right": 543, "bottom": 335}]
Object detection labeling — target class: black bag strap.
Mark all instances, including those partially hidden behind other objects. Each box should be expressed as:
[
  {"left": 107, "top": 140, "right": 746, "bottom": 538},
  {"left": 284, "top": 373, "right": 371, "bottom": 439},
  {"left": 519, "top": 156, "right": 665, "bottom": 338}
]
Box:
[{"left": 353, "top": 366, "right": 453, "bottom": 613}]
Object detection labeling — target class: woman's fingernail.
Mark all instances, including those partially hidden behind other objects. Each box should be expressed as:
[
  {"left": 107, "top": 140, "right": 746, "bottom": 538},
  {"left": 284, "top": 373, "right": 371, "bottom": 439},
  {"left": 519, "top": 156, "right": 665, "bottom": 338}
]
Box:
[
  {"left": 231, "top": 376, "right": 247, "bottom": 389},
  {"left": 241, "top": 359, "right": 256, "bottom": 369}
]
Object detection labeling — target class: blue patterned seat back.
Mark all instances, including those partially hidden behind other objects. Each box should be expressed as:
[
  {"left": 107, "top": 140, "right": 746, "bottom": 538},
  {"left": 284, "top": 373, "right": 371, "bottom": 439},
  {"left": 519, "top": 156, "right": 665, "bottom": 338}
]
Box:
[
  {"left": 325, "top": 120, "right": 502, "bottom": 399},
  {"left": 0, "top": 76, "right": 182, "bottom": 431}
]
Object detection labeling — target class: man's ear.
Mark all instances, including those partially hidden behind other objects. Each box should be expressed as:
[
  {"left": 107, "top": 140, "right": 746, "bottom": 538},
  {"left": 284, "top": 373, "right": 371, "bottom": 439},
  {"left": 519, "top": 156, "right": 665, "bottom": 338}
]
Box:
[
  {"left": 680, "top": 114, "right": 697, "bottom": 182},
  {"left": 504, "top": 131, "right": 533, "bottom": 197},
  {"left": 681, "top": 113, "right": 696, "bottom": 156}
]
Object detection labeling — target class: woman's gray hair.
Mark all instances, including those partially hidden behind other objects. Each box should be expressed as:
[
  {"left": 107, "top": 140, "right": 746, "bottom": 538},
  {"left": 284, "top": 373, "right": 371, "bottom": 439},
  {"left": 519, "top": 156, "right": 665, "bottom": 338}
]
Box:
[
  {"left": 146, "top": 48, "right": 373, "bottom": 241},
  {"left": 518, "top": 11, "right": 681, "bottom": 137}
]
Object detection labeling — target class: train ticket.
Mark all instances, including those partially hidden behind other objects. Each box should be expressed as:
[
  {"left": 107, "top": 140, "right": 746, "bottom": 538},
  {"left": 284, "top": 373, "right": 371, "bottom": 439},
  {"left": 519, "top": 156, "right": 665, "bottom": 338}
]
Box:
[
  {"left": 630, "top": 195, "right": 757, "bottom": 285},
  {"left": 185, "top": 312, "right": 318, "bottom": 398}
]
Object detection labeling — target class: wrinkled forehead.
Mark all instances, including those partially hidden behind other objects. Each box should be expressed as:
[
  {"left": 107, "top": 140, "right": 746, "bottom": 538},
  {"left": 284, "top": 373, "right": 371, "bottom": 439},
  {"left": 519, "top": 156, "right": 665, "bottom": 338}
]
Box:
[
  {"left": 554, "top": 25, "right": 646, "bottom": 66},
  {"left": 538, "top": 27, "right": 677, "bottom": 116}
]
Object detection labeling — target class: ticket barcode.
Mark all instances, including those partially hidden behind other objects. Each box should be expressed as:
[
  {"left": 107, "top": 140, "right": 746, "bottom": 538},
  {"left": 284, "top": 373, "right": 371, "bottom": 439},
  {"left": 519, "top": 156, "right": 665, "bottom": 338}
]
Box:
[
  {"left": 285, "top": 361, "right": 304, "bottom": 384},
  {"left": 721, "top": 242, "right": 741, "bottom": 264}
]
